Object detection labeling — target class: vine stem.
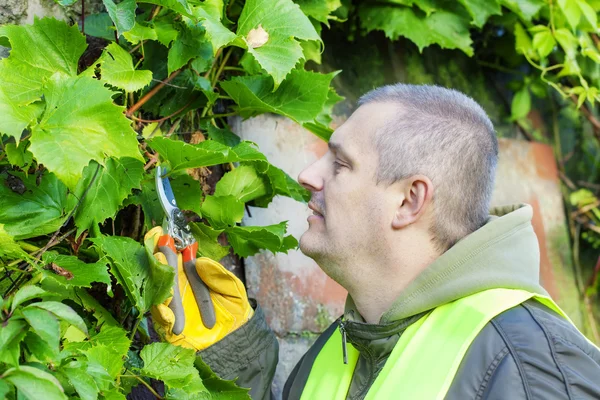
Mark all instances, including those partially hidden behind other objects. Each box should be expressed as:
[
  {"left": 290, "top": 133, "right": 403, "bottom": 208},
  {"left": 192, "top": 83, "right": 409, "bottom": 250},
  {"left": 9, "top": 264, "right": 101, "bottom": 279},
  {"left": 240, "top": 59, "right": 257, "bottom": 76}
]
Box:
[
  {"left": 130, "top": 316, "right": 142, "bottom": 341},
  {"left": 127, "top": 69, "right": 182, "bottom": 116},
  {"left": 129, "top": 99, "right": 194, "bottom": 123},
  {"left": 120, "top": 374, "right": 163, "bottom": 399}
]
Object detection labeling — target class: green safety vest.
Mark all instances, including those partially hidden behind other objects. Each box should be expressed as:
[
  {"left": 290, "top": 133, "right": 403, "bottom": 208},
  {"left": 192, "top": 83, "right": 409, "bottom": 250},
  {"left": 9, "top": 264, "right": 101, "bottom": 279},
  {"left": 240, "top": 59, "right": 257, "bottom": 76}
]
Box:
[{"left": 301, "top": 288, "right": 594, "bottom": 400}]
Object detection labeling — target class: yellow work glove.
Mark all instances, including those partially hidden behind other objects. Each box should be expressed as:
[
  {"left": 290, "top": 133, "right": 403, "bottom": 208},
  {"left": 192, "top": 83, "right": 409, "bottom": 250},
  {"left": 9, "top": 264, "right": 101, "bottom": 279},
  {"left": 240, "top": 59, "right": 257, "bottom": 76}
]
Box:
[{"left": 145, "top": 226, "right": 253, "bottom": 351}]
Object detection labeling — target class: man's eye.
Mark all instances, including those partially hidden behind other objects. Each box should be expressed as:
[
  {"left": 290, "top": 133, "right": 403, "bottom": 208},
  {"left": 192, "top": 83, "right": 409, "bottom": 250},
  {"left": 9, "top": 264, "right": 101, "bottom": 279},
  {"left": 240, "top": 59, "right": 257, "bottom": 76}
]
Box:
[{"left": 333, "top": 161, "right": 344, "bottom": 172}]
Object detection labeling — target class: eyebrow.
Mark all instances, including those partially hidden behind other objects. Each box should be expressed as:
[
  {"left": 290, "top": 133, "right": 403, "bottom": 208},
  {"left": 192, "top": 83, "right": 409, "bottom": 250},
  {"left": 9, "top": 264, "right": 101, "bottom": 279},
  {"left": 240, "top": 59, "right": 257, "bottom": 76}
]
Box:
[{"left": 328, "top": 141, "right": 353, "bottom": 163}]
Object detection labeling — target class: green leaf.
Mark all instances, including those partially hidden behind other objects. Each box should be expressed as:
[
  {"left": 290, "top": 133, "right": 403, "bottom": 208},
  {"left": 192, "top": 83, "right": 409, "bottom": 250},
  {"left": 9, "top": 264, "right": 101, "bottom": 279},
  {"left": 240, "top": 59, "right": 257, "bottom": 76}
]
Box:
[
  {"left": 511, "top": 87, "right": 531, "bottom": 120},
  {"left": 164, "top": 374, "right": 209, "bottom": 400},
  {"left": 237, "top": 0, "right": 321, "bottom": 87},
  {"left": 500, "top": 0, "right": 545, "bottom": 21},
  {"left": 83, "top": 13, "right": 115, "bottom": 41},
  {"left": 295, "top": 0, "right": 342, "bottom": 26},
  {"left": 27, "top": 301, "right": 89, "bottom": 335},
  {"left": 558, "top": 0, "right": 581, "bottom": 30},
  {"left": 577, "top": 0, "right": 598, "bottom": 30},
  {"left": 170, "top": 173, "right": 203, "bottom": 215},
  {"left": 0, "top": 379, "right": 10, "bottom": 399},
  {"left": 148, "top": 138, "right": 267, "bottom": 173},
  {"left": 140, "top": 342, "right": 199, "bottom": 388},
  {"left": 123, "top": 22, "right": 158, "bottom": 44},
  {"left": 254, "top": 163, "right": 309, "bottom": 205},
  {"left": 22, "top": 306, "right": 60, "bottom": 352},
  {"left": 221, "top": 70, "right": 335, "bottom": 123},
  {"left": 554, "top": 27, "right": 579, "bottom": 58},
  {"left": 3, "top": 366, "right": 67, "bottom": 400},
  {"left": 457, "top": 0, "right": 502, "bottom": 27},
  {"left": 154, "top": 14, "right": 180, "bottom": 46},
  {"left": 207, "top": 125, "right": 241, "bottom": 147},
  {"left": 0, "top": 18, "right": 86, "bottom": 105},
  {"left": 99, "top": 43, "right": 153, "bottom": 92},
  {"left": 40, "top": 252, "right": 110, "bottom": 288},
  {"left": 125, "top": 178, "right": 164, "bottom": 230},
  {"left": 73, "top": 158, "right": 145, "bottom": 236},
  {"left": 190, "top": 223, "right": 230, "bottom": 260},
  {"left": 10, "top": 286, "right": 49, "bottom": 312},
  {"left": 226, "top": 222, "right": 297, "bottom": 257},
  {"left": 215, "top": 165, "right": 268, "bottom": 202},
  {"left": 138, "top": 0, "right": 193, "bottom": 18},
  {"left": 200, "top": 195, "right": 245, "bottom": 229},
  {"left": 194, "top": 358, "right": 250, "bottom": 399},
  {"left": 532, "top": 27, "right": 556, "bottom": 58},
  {"left": 168, "top": 24, "right": 214, "bottom": 75},
  {"left": 0, "top": 172, "right": 72, "bottom": 240},
  {"left": 29, "top": 73, "right": 143, "bottom": 190},
  {"left": 103, "top": 0, "right": 137, "bottom": 35},
  {"left": 85, "top": 344, "right": 125, "bottom": 379},
  {"left": 5, "top": 141, "right": 33, "bottom": 168},
  {"left": 93, "top": 235, "right": 175, "bottom": 312},
  {"left": 189, "top": 0, "right": 239, "bottom": 55},
  {"left": 0, "top": 224, "right": 29, "bottom": 260},
  {"left": 63, "top": 361, "right": 99, "bottom": 400},
  {"left": 514, "top": 22, "right": 538, "bottom": 61},
  {"left": 358, "top": 5, "right": 473, "bottom": 56},
  {"left": 24, "top": 330, "right": 59, "bottom": 362},
  {"left": 0, "top": 319, "right": 27, "bottom": 366},
  {"left": 102, "top": 389, "right": 127, "bottom": 400},
  {"left": 0, "top": 87, "right": 40, "bottom": 140}
]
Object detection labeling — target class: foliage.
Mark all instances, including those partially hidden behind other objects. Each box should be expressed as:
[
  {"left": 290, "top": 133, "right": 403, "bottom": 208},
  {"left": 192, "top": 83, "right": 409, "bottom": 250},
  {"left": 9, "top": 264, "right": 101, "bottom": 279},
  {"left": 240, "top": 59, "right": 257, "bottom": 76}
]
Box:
[{"left": 0, "top": 0, "right": 342, "bottom": 397}]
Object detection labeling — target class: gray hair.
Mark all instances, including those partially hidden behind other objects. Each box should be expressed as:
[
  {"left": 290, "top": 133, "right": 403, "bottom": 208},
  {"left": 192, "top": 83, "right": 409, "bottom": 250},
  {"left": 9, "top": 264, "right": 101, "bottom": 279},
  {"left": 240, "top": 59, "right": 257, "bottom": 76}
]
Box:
[{"left": 359, "top": 84, "right": 498, "bottom": 252}]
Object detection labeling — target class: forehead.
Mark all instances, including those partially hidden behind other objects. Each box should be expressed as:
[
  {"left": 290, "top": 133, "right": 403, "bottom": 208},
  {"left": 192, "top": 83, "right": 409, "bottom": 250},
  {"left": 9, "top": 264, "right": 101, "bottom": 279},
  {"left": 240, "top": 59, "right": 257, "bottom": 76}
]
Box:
[{"left": 329, "top": 102, "right": 398, "bottom": 152}]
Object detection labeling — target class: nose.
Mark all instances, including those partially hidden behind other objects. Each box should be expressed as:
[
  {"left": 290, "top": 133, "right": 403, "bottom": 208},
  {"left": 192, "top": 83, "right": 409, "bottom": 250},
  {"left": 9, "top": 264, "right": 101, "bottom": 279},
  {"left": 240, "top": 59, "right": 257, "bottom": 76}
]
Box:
[{"left": 298, "top": 159, "right": 324, "bottom": 192}]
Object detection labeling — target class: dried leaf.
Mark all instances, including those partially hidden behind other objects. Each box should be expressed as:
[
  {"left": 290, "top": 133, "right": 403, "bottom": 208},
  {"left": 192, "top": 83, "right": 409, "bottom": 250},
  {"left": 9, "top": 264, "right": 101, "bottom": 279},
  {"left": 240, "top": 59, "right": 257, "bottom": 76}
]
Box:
[
  {"left": 48, "top": 263, "right": 74, "bottom": 280},
  {"left": 246, "top": 24, "right": 269, "bottom": 48}
]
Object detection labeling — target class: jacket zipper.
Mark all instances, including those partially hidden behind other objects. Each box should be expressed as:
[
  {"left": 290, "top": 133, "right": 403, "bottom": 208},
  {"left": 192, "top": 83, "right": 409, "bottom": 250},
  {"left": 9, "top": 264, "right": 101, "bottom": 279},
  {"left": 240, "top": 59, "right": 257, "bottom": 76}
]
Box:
[{"left": 339, "top": 317, "right": 348, "bottom": 364}]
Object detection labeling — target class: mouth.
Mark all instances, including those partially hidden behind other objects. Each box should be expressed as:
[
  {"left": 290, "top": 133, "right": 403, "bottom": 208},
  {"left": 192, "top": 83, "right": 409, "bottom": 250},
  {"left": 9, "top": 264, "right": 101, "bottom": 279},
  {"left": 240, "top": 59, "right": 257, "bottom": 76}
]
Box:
[{"left": 308, "top": 202, "right": 324, "bottom": 218}]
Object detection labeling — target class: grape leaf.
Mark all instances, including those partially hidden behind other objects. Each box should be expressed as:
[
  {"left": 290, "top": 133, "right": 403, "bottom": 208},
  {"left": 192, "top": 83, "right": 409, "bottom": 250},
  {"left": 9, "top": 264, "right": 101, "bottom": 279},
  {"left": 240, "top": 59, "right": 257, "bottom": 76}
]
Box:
[
  {"left": 358, "top": 5, "right": 473, "bottom": 56},
  {"left": 303, "top": 85, "right": 343, "bottom": 140},
  {"left": 189, "top": 0, "right": 239, "bottom": 55},
  {"left": 10, "top": 286, "right": 50, "bottom": 312},
  {"left": 4, "top": 141, "right": 33, "bottom": 168},
  {"left": 200, "top": 195, "right": 245, "bottom": 229},
  {"left": 22, "top": 307, "right": 60, "bottom": 352},
  {"left": 0, "top": 172, "right": 73, "bottom": 240},
  {"left": 85, "top": 344, "right": 125, "bottom": 379},
  {"left": 3, "top": 366, "right": 67, "bottom": 400},
  {"left": 73, "top": 158, "right": 145, "bottom": 236},
  {"left": 499, "top": 0, "right": 545, "bottom": 21},
  {"left": 225, "top": 222, "right": 297, "bottom": 257},
  {"left": 125, "top": 178, "right": 164, "bottom": 230},
  {"left": 295, "top": 0, "right": 342, "bottom": 25},
  {"left": 123, "top": 22, "right": 158, "bottom": 44},
  {"left": 194, "top": 358, "right": 250, "bottom": 399},
  {"left": 457, "top": 0, "right": 501, "bottom": 27},
  {"left": 63, "top": 361, "right": 99, "bottom": 400},
  {"left": 514, "top": 22, "right": 538, "bottom": 61},
  {"left": 168, "top": 24, "right": 214, "bottom": 75},
  {"left": 215, "top": 165, "right": 268, "bottom": 202},
  {"left": 0, "top": 319, "right": 27, "bottom": 366},
  {"left": 83, "top": 13, "right": 115, "bottom": 41},
  {"left": 154, "top": 14, "right": 180, "bottom": 46},
  {"left": 190, "top": 223, "right": 230, "bottom": 260},
  {"left": 140, "top": 342, "right": 202, "bottom": 389},
  {"left": 40, "top": 252, "right": 110, "bottom": 288},
  {"left": 0, "top": 18, "right": 86, "bottom": 105},
  {"left": 0, "top": 381, "right": 8, "bottom": 399},
  {"left": 29, "top": 73, "right": 143, "bottom": 190},
  {"left": 0, "top": 224, "right": 29, "bottom": 260},
  {"left": 138, "top": 0, "right": 194, "bottom": 18},
  {"left": 93, "top": 235, "right": 175, "bottom": 313},
  {"left": 24, "top": 330, "right": 59, "bottom": 363},
  {"left": 103, "top": 0, "right": 137, "bottom": 35},
  {"left": 0, "top": 87, "right": 40, "bottom": 140},
  {"left": 557, "top": 0, "right": 581, "bottom": 30},
  {"left": 170, "top": 172, "right": 203, "bottom": 215},
  {"left": 147, "top": 138, "right": 267, "bottom": 173},
  {"left": 99, "top": 43, "right": 153, "bottom": 92},
  {"left": 220, "top": 69, "right": 335, "bottom": 123},
  {"left": 237, "top": 0, "right": 321, "bottom": 87},
  {"left": 253, "top": 163, "right": 310, "bottom": 206},
  {"left": 207, "top": 124, "right": 241, "bottom": 146},
  {"left": 532, "top": 27, "right": 555, "bottom": 58}
]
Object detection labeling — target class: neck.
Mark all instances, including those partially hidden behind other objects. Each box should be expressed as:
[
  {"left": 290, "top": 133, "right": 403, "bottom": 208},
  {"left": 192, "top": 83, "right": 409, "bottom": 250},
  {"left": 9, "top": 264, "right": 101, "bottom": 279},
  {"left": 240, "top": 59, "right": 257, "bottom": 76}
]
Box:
[{"left": 348, "top": 243, "right": 438, "bottom": 324}]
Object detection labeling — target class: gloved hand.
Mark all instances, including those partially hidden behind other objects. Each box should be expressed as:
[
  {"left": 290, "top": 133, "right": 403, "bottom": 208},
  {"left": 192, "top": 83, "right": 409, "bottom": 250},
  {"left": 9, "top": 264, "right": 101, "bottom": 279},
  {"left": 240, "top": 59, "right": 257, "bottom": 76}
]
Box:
[{"left": 145, "top": 226, "right": 253, "bottom": 351}]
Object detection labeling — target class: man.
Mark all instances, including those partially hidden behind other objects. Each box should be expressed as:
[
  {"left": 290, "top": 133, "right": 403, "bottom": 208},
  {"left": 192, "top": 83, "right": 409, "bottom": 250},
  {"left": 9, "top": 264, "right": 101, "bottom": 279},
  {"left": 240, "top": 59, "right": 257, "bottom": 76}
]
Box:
[{"left": 148, "top": 84, "right": 600, "bottom": 399}]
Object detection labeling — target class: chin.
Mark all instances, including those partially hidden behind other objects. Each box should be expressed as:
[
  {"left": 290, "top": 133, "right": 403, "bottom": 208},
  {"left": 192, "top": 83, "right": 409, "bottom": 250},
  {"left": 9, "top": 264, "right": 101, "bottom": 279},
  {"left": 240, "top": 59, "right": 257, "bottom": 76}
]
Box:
[{"left": 299, "top": 232, "right": 324, "bottom": 259}]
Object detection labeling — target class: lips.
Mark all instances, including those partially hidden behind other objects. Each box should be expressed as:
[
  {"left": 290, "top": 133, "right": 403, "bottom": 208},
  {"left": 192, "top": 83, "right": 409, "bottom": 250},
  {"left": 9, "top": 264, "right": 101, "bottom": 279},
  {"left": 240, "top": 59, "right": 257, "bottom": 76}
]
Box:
[{"left": 308, "top": 202, "right": 324, "bottom": 217}]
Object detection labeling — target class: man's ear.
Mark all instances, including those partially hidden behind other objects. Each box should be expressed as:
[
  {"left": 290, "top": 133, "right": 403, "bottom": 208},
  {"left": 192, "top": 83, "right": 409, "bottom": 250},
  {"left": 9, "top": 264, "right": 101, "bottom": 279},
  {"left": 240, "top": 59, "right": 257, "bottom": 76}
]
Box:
[{"left": 391, "top": 175, "right": 433, "bottom": 229}]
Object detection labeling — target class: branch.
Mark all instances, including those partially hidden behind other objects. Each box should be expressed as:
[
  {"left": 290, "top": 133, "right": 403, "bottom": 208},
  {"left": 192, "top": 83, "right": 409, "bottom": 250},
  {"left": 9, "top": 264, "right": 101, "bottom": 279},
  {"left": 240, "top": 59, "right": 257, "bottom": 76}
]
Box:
[{"left": 127, "top": 69, "right": 182, "bottom": 116}]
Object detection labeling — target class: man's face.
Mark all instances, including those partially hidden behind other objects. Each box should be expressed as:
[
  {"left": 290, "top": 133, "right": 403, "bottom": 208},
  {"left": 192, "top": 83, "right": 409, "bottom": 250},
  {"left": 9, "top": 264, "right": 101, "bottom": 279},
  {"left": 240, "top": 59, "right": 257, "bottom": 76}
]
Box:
[{"left": 298, "top": 103, "right": 398, "bottom": 285}]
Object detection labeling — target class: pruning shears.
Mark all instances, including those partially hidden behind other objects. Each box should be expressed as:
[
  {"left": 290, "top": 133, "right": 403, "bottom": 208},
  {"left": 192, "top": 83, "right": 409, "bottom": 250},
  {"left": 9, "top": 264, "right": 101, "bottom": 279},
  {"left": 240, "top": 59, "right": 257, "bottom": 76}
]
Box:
[{"left": 155, "top": 165, "right": 216, "bottom": 334}]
